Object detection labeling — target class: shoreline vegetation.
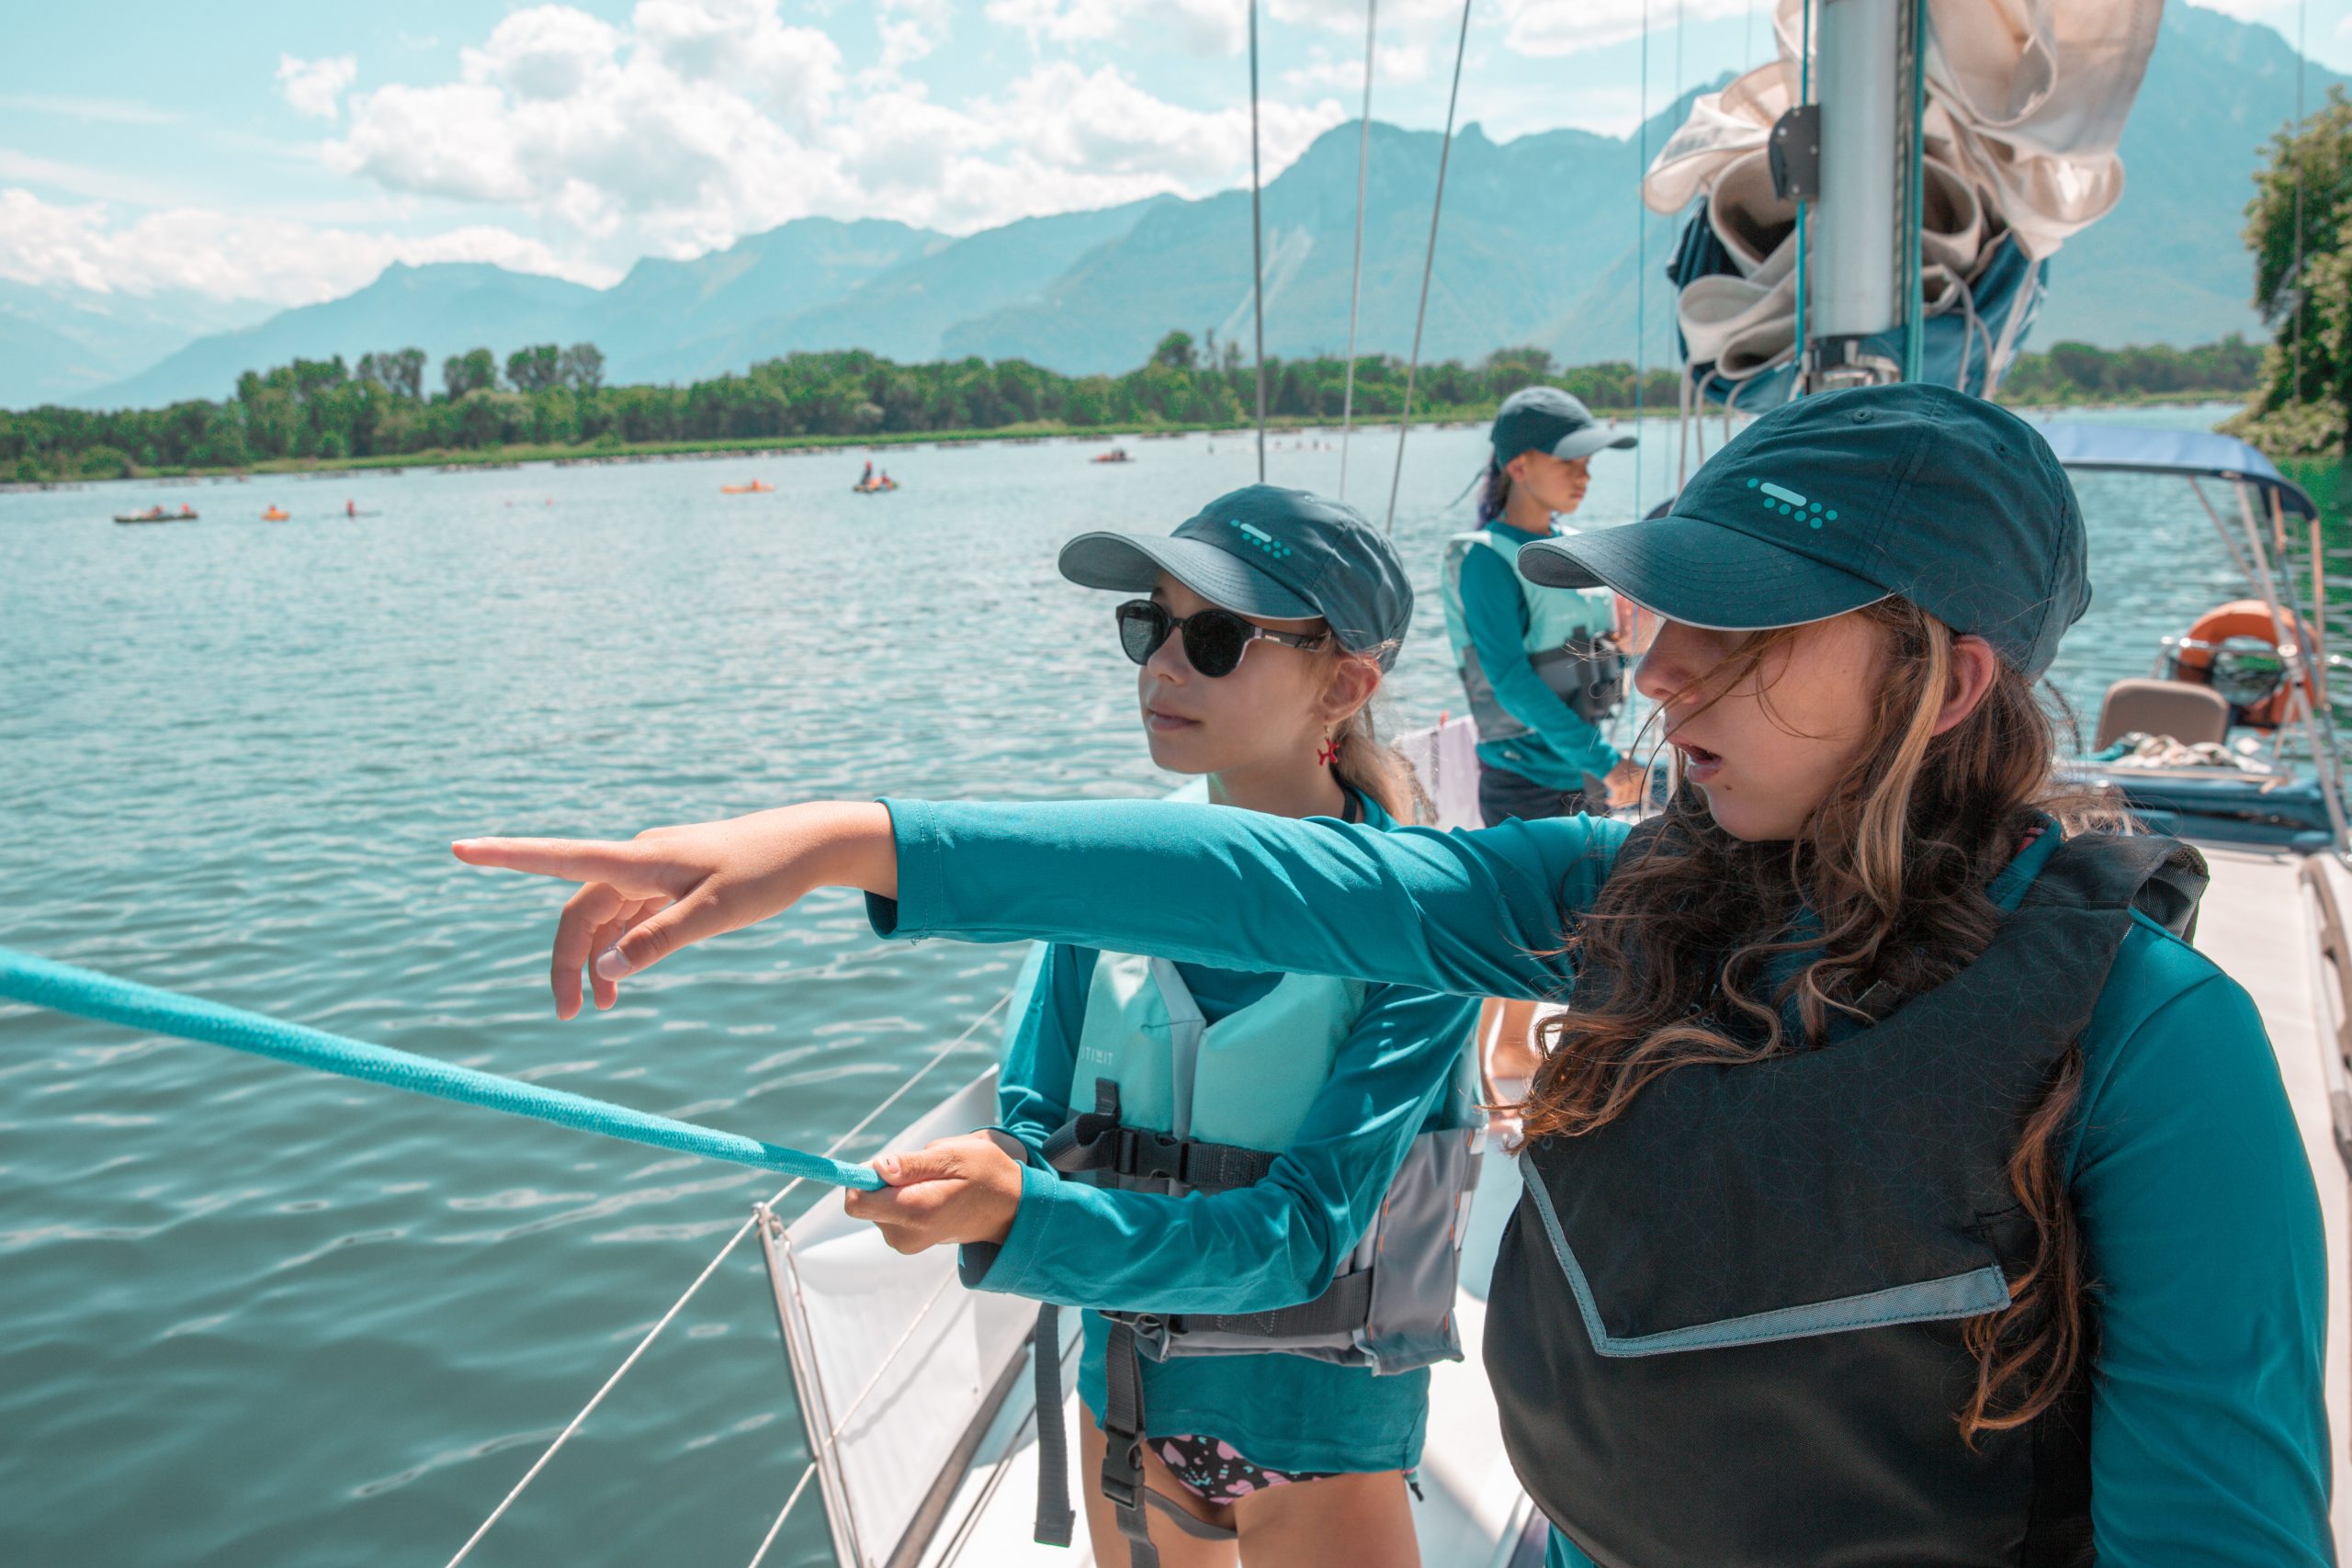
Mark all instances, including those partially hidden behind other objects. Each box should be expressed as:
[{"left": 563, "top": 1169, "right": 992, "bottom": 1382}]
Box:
[{"left": 3, "top": 331, "right": 2264, "bottom": 489}]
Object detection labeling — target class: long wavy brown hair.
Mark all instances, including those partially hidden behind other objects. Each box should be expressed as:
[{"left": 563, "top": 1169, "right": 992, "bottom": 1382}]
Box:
[{"left": 1523, "top": 595, "right": 2114, "bottom": 1442}]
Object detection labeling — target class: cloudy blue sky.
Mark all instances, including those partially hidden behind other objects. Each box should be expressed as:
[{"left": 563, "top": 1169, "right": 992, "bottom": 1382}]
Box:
[{"left": 0, "top": 0, "right": 2335, "bottom": 310}]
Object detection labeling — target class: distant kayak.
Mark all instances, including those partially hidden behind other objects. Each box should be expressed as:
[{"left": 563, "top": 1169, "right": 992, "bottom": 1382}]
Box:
[
  {"left": 261, "top": 508, "right": 290, "bottom": 522},
  {"left": 1092, "top": 448, "right": 1134, "bottom": 464},
  {"left": 852, "top": 480, "right": 899, "bottom": 494},
  {"left": 720, "top": 480, "right": 774, "bottom": 494},
  {"left": 113, "top": 506, "right": 197, "bottom": 525}
]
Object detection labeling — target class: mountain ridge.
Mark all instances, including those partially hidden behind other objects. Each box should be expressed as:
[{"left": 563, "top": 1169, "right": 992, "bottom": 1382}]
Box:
[{"left": 39, "top": 1, "right": 2333, "bottom": 412}]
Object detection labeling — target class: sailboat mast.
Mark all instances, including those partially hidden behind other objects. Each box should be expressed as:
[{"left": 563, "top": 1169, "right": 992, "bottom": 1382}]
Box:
[{"left": 1800, "top": 0, "right": 1914, "bottom": 389}]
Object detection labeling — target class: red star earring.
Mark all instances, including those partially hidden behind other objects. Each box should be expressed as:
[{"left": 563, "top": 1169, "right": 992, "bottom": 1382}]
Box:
[{"left": 1317, "top": 736, "right": 1340, "bottom": 767}]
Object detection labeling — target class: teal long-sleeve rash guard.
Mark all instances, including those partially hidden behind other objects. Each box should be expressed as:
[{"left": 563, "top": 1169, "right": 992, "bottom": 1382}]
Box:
[
  {"left": 867, "top": 797, "right": 2333, "bottom": 1568},
  {"left": 1456, "top": 529, "right": 1619, "bottom": 787}
]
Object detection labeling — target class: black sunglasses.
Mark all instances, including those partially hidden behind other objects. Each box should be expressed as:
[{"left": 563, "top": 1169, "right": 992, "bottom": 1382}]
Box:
[{"left": 1114, "top": 599, "right": 1328, "bottom": 677}]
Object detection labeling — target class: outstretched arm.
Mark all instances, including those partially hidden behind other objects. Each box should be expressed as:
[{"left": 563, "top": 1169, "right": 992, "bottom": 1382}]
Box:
[{"left": 456, "top": 796, "right": 1629, "bottom": 1013}]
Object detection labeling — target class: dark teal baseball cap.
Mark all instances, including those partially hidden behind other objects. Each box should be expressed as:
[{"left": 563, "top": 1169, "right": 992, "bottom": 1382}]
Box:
[
  {"left": 1492, "top": 386, "right": 1638, "bottom": 466},
  {"left": 1058, "top": 484, "right": 1414, "bottom": 669},
  {"left": 1518, "top": 383, "right": 2090, "bottom": 678}
]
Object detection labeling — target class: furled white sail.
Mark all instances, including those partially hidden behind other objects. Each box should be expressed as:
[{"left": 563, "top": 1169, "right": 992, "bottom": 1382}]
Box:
[{"left": 1643, "top": 0, "right": 2160, "bottom": 402}]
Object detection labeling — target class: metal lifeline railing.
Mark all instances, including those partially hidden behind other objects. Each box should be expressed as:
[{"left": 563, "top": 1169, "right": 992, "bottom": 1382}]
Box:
[{"left": 442, "top": 988, "right": 1014, "bottom": 1568}]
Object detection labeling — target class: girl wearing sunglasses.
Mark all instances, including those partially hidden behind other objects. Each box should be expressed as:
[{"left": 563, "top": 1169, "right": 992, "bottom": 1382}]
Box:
[
  {"left": 827, "top": 487, "right": 1484, "bottom": 1568},
  {"left": 458, "top": 392, "right": 2327, "bottom": 1567}
]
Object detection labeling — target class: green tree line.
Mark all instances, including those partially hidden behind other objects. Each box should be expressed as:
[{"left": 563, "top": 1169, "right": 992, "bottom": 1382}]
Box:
[{"left": 1, "top": 330, "right": 2262, "bottom": 483}]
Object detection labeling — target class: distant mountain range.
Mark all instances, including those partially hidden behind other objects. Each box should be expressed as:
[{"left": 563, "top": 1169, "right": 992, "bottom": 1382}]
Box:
[{"left": 16, "top": 1, "right": 2329, "bottom": 413}]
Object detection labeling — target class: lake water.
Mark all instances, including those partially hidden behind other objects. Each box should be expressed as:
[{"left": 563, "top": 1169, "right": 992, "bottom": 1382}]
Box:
[{"left": 3, "top": 406, "right": 2340, "bottom": 1566}]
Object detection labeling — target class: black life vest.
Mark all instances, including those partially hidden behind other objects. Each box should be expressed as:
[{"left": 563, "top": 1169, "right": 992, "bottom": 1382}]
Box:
[{"left": 1487, "top": 829, "right": 2206, "bottom": 1568}]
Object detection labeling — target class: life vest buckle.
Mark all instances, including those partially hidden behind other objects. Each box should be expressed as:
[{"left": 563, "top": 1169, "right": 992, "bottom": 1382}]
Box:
[
  {"left": 1117, "top": 1128, "right": 1189, "bottom": 1184},
  {"left": 1098, "top": 1464, "right": 1142, "bottom": 1513}
]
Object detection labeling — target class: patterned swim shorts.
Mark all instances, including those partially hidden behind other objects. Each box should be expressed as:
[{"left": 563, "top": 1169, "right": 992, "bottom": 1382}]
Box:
[{"left": 1153, "top": 1435, "right": 1336, "bottom": 1505}]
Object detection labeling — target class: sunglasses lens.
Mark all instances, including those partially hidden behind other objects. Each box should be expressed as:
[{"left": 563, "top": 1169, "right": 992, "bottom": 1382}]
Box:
[
  {"left": 1115, "top": 603, "right": 1167, "bottom": 666},
  {"left": 1182, "top": 609, "right": 1250, "bottom": 677}
]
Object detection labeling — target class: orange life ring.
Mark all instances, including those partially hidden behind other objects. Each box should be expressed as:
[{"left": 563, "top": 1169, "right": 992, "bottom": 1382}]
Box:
[{"left": 2172, "top": 598, "right": 2322, "bottom": 728}]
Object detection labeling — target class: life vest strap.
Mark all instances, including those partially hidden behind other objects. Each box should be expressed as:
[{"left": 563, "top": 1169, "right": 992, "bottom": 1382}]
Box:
[
  {"left": 1030, "top": 1305, "right": 1075, "bottom": 1547},
  {"left": 1162, "top": 1267, "right": 1375, "bottom": 1341},
  {"left": 1097, "top": 1318, "right": 1240, "bottom": 1564},
  {"left": 1042, "top": 1079, "right": 1280, "bottom": 1194}
]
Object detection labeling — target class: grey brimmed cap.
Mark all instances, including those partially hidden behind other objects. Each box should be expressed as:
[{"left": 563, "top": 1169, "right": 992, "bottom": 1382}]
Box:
[
  {"left": 1057, "top": 484, "right": 1414, "bottom": 669},
  {"left": 1491, "top": 386, "right": 1638, "bottom": 466},
  {"left": 1517, "top": 382, "right": 2090, "bottom": 678}
]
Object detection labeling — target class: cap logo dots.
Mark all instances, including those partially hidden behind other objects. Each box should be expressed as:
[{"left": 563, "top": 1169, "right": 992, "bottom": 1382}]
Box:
[
  {"left": 1747, "top": 477, "right": 1838, "bottom": 530},
  {"left": 1231, "top": 519, "right": 1294, "bottom": 558}
]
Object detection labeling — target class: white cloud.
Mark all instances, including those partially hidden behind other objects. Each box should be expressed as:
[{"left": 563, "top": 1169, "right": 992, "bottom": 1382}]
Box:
[
  {"left": 277, "top": 54, "right": 358, "bottom": 119},
  {"left": 322, "top": 0, "right": 1341, "bottom": 247},
  {"left": 1496, "top": 0, "right": 1752, "bottom": 56},
  {"left": 327, "top": 2, "right": 849, "bottom": 254},
  {"left": 1269, "top": 0, "right": 1465, "bottom": 34},
  {"left": 876, "top": 0, "right": 951, "bottom": 68},
  {"left": 0, "top": 186, "right": 612, "bottom": 304},
  {"left": 1282, "top": 41, "right": 1431, "bottom": 91},
  {"left": 823, "top": 62, "right": 1345, "bottom": 231},
  {"left": 986, "top": 0, "right": 1244, "bottom": 56}
]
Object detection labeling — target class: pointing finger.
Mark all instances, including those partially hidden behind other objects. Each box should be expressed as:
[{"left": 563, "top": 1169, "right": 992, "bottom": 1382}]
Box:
[{"left": 453, "top": 837, "right": 673, "bottom": 894}]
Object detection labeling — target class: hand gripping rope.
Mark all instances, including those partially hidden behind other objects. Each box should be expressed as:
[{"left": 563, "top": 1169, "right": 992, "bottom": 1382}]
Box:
[{"left": 0, "top": 946, "right": 885, "bottom": 1192}]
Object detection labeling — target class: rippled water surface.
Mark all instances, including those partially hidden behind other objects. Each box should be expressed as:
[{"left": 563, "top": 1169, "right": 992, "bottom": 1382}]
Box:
[{"left": 2, "top": 407, "right": 2330, "bottom": 1565}]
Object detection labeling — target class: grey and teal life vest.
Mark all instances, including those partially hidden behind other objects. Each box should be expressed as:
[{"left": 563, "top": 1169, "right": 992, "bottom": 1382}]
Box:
[
  {"left": 1439, "top": 527, "right": 1626, "bottom": 743},
  {"left": 1029, "top": 947, "right": 1483, "bottom": 1562},
  {"left": 1487, "top": 826, "right": 2207, "bottom": 1568}
]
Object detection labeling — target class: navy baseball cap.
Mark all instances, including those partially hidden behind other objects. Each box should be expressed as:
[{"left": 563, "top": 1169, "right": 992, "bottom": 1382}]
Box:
[
  {"left": 1492, "top": 386, "right": 1638, "bottom": 466},
  {"left": 1519, "top": 383, "right": 2090, "bottom": 678},
  {"left": 1058, "top": 485, "right": 1414, "bottom": 669}
]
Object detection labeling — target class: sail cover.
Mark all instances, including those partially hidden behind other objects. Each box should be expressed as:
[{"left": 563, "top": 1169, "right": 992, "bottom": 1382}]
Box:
[{"left": 1645, "top": 0, "right": 2161, "bottom": 406}]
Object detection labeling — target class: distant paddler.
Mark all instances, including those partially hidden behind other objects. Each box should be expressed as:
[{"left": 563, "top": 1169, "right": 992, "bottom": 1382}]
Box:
[
  {"left": 1442, "top": 388, "right": 1646, "bottom": 823},
  {"left": 261, "top": 505, "right": 290, "bottom": 522}
]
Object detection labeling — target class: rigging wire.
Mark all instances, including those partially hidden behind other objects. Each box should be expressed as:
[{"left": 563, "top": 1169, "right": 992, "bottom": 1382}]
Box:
[
  {"left": 1382, "top": 0, "right": 1476, "bottom": 535},
  {"left": 1634, "top": 0, "right": 1650, "bottom": 524},
  {"left": 1792, "top": 0, "right": 1814, "bottom": 397},
  {"left": 2293, "top": 0, "right": 2308, "bottom": 402},
  {"left": 1250, "top": 0, "right": 1270, "bottom": 482},
  {"left": 441, "top": 989, "right": 1014, "bottom": 1567},
  {"left": 1339, "top": 0, "right": 1379, "bottom": 500},
  {"left": 1902, "top": 0, "right": 1928, "bottom": 382}
]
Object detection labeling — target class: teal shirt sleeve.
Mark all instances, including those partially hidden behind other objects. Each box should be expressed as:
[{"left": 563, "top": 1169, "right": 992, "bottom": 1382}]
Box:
[
  {"left": 1459, "top": 542, "right": 1618, "bottom": 778},
  {"left": 873, "top": 797, "right": 1631, "bottom": 1000},
  {"left": 994, "top": 942, "right": 1091, "bottom": 1155},
  {"left": 968, "top": 980, "right": 1479, "bottom": 1314},
  {"left": 2067, "top": 931, "right": 2332, "bottom": 1566}
]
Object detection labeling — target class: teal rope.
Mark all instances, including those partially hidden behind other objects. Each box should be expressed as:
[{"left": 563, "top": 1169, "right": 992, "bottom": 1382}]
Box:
[{"left": 0, "top": 946, "right": 884, "bottom": 1191}]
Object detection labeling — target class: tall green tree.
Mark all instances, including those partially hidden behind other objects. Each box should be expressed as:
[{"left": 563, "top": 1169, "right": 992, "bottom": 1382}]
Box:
[
  {"left": 2238, "top": 85, "right": 2352, "bottom": 450},
  {"left": 560, "top": 343, "right": 605, "bottom": 391},
  {"left": 443, "top": 348, "right": 500, "bottom": 400},
  {"left": 504, "top": 344, "right": 565, "bottom": 393}
]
